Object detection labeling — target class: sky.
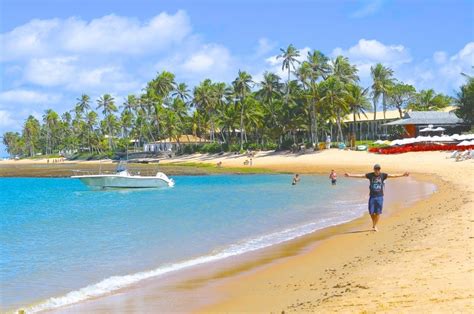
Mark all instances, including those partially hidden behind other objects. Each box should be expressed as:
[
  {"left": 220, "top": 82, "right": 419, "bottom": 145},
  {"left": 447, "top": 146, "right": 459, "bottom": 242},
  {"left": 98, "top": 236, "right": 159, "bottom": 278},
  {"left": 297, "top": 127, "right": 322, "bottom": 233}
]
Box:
[{"left": 1, "top": 0, "right": 473, "bottom": 156}]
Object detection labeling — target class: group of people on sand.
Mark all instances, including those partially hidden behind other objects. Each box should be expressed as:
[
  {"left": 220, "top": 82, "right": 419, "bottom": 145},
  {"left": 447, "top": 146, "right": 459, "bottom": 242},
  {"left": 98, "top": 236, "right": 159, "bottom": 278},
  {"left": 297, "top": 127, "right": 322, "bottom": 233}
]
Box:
[
  {"left": 243, "top": 150, "right": 255, "bottom": 166},
  {"left": 292, "top": 164, "right": 409, "bottom": 232},
  {"left": 46, "top": 158, "right": 65, "bottom": 164}
]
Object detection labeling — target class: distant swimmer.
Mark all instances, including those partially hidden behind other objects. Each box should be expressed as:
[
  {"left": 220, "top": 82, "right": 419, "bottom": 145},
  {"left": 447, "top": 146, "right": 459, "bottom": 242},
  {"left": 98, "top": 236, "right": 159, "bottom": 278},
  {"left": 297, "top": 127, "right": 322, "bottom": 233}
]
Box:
[
  {"left": 345, "top": 164, "right": 409, "bottom": 232},
  {"left": 292, "top": 174, "right": 300, "bottom": 185},
  {"left": 329, "top": 169, "right": 337, "bottom": 185}
]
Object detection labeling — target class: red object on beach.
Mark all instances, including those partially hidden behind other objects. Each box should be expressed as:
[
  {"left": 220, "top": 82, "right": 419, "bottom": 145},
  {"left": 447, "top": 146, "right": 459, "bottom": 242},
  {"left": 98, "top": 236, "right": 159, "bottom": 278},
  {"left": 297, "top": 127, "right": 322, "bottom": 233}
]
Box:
[{"left": 372, "top": 143, "right": 473, "bottom": 154}]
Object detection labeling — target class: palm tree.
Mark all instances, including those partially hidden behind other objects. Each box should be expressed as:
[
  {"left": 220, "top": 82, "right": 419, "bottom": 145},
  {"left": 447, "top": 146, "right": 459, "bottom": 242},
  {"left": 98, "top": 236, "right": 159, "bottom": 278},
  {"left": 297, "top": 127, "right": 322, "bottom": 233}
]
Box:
[
  {"left": 277, "top": 44, "right": 300, "bottom": 105},
  {"left": 172, "top": 82, "right": 191, "bottom": 103},
  {"left": 97, "top": 94, "right": 118, "bottom": 150},
  {"left": 331, "top": 56, "right": 359, "bottom": 84},
  {"left": 345, "top": 84, "right": 371, "bottom": 143},
  {"left": 256, "top": 71, "right": 283, "bottom": 137},
  {"left": 43, "top": 109, "right": 60, "bottom": 154},
  {"left": 320, "top": 76, "right": 348, "bottom": 143},
  {"left": 408, "top": 89, "right": 452, "bottom": 111},
  {"left": 370, "top": 63, "right": 394, "bottom": 122},
  {"left": 232, "top": 70, "right": 253, "bottom": 150},
  {"left": 23, "top": 115, "right": 41, "bottom": 157},
  {"left": 307, "top": 50, "right": 331, "bottom": 80},
  {"left": 455, "top": 74, "right": 474, "bottom": 126},
  {"left": 193, "top": 79, "right": 217, "bottom": 141}
]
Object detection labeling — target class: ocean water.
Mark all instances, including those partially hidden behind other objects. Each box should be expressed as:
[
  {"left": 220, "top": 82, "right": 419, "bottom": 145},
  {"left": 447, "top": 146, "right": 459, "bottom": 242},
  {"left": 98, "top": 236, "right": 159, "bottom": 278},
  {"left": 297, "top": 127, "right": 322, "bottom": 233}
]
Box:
[{"left": 0, "top": 175, "right": 435, "bottom": 312}]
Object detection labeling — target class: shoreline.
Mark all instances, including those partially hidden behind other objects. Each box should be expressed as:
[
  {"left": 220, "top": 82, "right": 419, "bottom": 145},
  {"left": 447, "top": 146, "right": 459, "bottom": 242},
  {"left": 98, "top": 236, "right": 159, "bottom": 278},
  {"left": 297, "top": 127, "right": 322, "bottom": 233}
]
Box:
[{"left": 5, "top": 150, "right": 473, "bottom": 312}]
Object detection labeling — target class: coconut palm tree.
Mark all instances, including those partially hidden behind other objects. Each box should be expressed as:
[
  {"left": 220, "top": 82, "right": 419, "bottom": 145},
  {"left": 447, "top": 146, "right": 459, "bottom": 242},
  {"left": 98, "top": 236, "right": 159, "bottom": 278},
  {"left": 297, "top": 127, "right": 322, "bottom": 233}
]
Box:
[
  {"left": 23, "top": 115, "right": 41, "bottom": 157},
  {"left": 307, "top": 50, "right": 331, "bottom": 81},
  {"left": 277, "top": 44, "right": 300, "bottom": 105},
  {"left": 256, "top": 72, "right": 283, "bottom": 129},
  {"left": 320, "top": 76, "right": 348, "bottom": 143},
  {"left": 345, "top": 84, "right": 371, "bottom": 143},
  {"left": 43, "top": 109, "right": 60, "bottom": 154},
  {"left": 172, "top": 82, "right": 191, "bottom": 103},
  {"left": 232, "top": 70, "right": 253, "bottom": 150},
  {"left": 97, "top": 94, "right": 117, "bottom": 150},
  {"left": 370, "top": 63, "right": 394, "bottom": 121},
  {"left": 331, "top": 56, "right": 359, "bottom": 84},
  {"left": 408, "top": 89, "right": 452, "bottom": 111}
]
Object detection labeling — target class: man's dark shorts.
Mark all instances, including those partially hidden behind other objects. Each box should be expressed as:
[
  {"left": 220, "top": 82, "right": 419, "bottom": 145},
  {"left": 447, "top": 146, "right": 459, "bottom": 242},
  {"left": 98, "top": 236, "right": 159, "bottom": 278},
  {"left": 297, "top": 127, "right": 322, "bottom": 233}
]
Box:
[{"left": 368, "top": 196, "right": 384, "bottom": 214}]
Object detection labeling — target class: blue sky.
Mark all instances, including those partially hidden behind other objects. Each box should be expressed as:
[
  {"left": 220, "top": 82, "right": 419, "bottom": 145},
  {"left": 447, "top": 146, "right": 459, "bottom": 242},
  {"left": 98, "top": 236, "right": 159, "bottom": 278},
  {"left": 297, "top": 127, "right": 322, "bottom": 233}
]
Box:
[{"left": 1, "top": 0, "right": 473, "bottom": 155}]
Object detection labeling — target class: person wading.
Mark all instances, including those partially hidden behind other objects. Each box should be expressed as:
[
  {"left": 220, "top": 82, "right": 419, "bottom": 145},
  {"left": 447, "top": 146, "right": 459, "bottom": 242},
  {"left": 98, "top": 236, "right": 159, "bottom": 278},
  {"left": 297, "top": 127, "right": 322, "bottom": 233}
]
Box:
[{"left": 344, "top": 164, "right": 409, "bottom": 231}]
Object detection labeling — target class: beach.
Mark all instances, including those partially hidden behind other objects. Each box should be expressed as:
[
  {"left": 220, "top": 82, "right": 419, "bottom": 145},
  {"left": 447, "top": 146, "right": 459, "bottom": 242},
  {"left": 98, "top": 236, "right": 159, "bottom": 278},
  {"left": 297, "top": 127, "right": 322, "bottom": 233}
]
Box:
[
  {"left": 192, "top": 150, "right": 474, "bottom": 313},
  {"left": 2, "top": 150, "right": 473, "bottom": 313}
]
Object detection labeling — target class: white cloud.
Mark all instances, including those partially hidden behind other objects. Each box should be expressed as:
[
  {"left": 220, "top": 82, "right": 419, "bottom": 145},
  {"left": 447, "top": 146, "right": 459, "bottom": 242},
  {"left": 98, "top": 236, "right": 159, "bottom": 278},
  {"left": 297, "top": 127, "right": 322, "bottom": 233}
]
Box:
[
  {"left": 255, "top": 38, "right": 276, "bottom": 57},
  {"left": 332, "top": 39, "right": 411, "bottom": 65},
  {"left": 154, "top": 44, "right": 235, "bottom": 83},
  {"left": 0, "top": 110, "right": 17, "bottom": 128},
  {"left": 0, "top": 11, "right": 191, "bottom": 61},
  {"left": 0, "top": 89, "right": 61, "bottom": 105},
  {"left": 351, "top": 0, "right": 384, "bottom": 18},
  {"left": 433, "top": 51, "right": 448, "bottom": 64},
  {"left": 408, "top": 42, "right": 474, "bottom": 93},
  {"left": 25, "top": 56, "right": 77, "bottom": 86}
]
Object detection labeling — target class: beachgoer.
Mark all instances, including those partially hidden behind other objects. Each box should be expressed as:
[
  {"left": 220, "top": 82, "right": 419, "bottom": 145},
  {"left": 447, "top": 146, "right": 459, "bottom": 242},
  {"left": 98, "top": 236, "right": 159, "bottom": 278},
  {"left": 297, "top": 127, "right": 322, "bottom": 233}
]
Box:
[
  {"left": 216, "top": 161, "right": 222, "bottom": 167},
  {"left": 243, "top": 159, "right": 249, "bottom": 165},
  {"left": 329, "top": 169, "right": 337, "bottom": 185},
  {"left": 326, "top": 135, "right": 331, "bottom": 149},
  {"left": 249, "top": 157, "right": 253, "bottom": 166},
  {"left": 292, "top": 174, "right": 300, "bottom": 185},
  {"left": 344, "top": 164, "right": 409, "bottom": 232}
]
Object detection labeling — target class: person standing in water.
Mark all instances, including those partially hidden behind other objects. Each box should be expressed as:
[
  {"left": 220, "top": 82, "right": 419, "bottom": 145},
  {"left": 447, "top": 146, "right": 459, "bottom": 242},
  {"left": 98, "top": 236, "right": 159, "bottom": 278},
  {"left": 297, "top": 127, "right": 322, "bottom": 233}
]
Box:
[
  {"left": 329, "top": 169, "right": 337, "bottom": 185},
  {"left": 345, "top": 164, "right": 409, "bottom": 232},
  {"left": 292, "top": 174, "right": 300, "bottom": 185}
]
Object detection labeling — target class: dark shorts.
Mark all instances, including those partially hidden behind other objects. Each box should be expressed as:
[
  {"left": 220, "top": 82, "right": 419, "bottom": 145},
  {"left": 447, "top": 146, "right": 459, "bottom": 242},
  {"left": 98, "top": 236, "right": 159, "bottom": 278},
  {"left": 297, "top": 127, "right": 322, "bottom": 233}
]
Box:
[
  {"left": 368, "top": 196, "right": 384, "bottom": 215},
  {"left": 331, "top": 179, "right": 337, "bottom": 185}
]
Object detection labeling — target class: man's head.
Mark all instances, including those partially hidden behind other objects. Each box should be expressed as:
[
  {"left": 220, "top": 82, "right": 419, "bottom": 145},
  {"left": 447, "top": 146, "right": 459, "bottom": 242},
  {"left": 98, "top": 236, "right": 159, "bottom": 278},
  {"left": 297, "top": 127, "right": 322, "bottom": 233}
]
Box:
[{"left": 373, "top": 164, "right": 381, "bottom": 175}]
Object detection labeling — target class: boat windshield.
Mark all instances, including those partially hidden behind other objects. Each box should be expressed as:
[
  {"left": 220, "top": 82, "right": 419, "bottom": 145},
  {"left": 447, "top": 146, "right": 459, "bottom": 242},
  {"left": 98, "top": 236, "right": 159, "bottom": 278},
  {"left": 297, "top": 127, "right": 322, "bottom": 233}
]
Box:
[{"left": 116, "top": 162, "right": 127, "bottom": 173}]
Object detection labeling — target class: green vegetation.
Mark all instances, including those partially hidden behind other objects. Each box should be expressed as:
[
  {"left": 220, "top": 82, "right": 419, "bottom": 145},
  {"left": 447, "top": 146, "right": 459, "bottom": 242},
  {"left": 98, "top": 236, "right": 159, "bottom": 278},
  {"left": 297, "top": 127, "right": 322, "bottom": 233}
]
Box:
[
  {"left": 455, "top": 71, "right": 474, "bottom": 128},
  {"left": 2, "top": 45, "right": 463, "bottom": 159}
]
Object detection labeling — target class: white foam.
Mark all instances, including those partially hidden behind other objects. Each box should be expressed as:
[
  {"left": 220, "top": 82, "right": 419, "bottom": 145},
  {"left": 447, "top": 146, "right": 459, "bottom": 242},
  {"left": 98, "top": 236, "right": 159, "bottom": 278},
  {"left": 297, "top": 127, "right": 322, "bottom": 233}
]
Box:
[{"left": 21, "top": 206, "right": 365, "bottom": 313}]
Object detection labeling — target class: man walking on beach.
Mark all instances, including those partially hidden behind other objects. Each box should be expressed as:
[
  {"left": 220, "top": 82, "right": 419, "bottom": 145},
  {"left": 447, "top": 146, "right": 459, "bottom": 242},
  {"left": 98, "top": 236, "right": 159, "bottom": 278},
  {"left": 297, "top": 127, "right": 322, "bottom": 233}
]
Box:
[{"left": 345, "top": 164, "right": 409, "bottom": 231}]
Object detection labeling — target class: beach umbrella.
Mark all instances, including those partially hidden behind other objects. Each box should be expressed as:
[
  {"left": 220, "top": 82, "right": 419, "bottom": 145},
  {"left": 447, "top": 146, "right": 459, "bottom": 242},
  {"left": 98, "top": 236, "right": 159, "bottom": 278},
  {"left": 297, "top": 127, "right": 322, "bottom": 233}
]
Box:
[
  {"left": 390, "top": 139, "right": 402, "bottom": 146},
  {"left": 437, "top": 135, "right": 453, "bottom": 142},
  {"left": 434, "top": 127, "right": 445, "bottom": 131},
  {"left": 457, "top": 140, "right": 471, "bottom": 146},
  {"left": 419, "top": 127, "right": 433, "bottom": 132}
]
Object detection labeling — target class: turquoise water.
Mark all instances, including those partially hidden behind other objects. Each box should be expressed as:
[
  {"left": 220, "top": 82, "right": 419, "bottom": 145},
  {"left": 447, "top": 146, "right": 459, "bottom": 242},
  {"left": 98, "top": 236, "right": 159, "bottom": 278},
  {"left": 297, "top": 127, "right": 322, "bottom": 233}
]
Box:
[{"left": 0, "top": 175, "right": 434, "bottom": 312}]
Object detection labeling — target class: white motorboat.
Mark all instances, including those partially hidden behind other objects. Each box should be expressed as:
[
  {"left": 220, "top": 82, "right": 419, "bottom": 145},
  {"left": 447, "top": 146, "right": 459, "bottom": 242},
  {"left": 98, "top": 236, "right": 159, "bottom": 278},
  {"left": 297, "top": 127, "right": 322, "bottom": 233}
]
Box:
[{"left": 72, "top": 162, "right": 174, "bottom": 189}]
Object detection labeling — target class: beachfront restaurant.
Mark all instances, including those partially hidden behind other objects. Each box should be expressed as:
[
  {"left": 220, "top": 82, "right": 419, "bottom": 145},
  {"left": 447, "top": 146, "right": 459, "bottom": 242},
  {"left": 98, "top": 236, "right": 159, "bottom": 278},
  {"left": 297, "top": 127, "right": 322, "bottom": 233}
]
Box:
[
  {"left": 143, "top": 135, "right": 210, "bottom": 152},
  {"left": 382, "top": 111, "right": 467, "bottom": 138},
  {"left": 342, "top": 109, "right": 402, "bottom": 140}
]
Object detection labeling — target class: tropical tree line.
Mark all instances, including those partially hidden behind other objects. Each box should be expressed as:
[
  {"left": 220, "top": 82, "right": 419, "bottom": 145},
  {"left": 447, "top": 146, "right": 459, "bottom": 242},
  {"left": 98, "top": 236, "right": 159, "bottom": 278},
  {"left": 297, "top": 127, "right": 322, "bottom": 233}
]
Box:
[{"left": 3, "top": 45, "right": 465, "bottom": 158}]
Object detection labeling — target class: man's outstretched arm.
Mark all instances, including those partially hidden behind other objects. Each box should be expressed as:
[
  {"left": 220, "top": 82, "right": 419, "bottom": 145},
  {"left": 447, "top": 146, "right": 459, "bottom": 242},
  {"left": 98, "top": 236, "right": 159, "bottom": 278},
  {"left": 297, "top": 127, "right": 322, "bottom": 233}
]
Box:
[
  {"left": 344, "top": 173, "right": 366, "bottom": 178},
  {"left": 388, "top": 172, "right": 410, "bottom": 178}
]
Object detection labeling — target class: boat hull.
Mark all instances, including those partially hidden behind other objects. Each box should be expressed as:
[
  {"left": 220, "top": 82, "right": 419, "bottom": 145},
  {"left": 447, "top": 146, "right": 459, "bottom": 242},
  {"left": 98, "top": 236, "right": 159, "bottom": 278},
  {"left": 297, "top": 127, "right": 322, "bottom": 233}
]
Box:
[{"left": 72, "top": 175, "right": 172, "bottom": 189}]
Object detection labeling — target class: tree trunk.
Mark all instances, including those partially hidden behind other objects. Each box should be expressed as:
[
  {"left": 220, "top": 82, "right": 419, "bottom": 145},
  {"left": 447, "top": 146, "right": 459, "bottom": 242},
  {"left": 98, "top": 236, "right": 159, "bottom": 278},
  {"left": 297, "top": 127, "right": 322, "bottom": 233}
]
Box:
[
  {"left": 373, "top": 98, "right": 377, "bottom": 121},
  {"left": 240, "top": 100, "right": 245, "bottom": 151}
]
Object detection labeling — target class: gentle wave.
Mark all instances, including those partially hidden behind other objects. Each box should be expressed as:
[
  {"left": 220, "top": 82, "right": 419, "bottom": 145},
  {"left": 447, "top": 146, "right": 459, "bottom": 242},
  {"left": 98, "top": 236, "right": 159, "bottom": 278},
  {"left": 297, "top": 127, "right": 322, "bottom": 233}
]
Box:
[{"left": 22, "top": 204, "right": 365, "bottom": 313}]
